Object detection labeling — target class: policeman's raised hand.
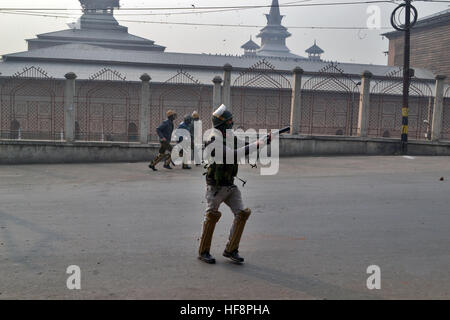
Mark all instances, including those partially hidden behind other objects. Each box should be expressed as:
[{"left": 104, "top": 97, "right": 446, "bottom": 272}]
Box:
[{"left": 267, "top": 133, "right": 272, "bottom": 145}]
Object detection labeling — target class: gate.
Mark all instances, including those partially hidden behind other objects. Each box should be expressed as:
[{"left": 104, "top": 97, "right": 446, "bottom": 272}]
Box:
[
  {"left": 369, "top": 68, "right": 434, "bottom": 140},
  {"left": 150, "top": 70, "right": 209, "bottom": 141},
  {"left": 231, "top": 59, "right": 291, "bottom": 131},
  {"left": 0, "top": 66, "right": 64, "bottom": 140},
  {"left": 442, "top": 86, "right": 450, "bottom": 141},
  {"left": 75, "top": 68, "right": 140, "bottom": 142},
  {"left": 301, "top": 63, "right": 360, "bottom": 136}
]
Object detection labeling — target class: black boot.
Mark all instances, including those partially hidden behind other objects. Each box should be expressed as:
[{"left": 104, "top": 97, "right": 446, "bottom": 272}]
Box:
[
  {"left": 198, "top": 252, "right": 216, "bottom": 264},
  {"left": 223, "top": 249, "right": 244, "bottom": 263},
  {"left": 163, "top": 164, "right": 172, "bottom": 170},
  {"left": 148, "top": 164, "right": 157, "bottom": 171},
  {"left": 182, "top": 164, "right": 192, "bottom": 170}
]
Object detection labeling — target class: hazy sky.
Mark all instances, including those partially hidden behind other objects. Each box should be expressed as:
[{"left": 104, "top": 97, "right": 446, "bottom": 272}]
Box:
[{"left": 0, "top": 0, "right": 448, "bottom": 65}]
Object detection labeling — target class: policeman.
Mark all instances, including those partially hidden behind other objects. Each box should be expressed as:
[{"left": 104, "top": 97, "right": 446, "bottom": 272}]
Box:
[
  {"left": 191, "top": 111, "right": 200, "bottom": 125},
  {"left": 198, "top": 105, "right": 269, "bottom": 264},
  {"left": 190, "top": 111, "right": 201, "bottom": 166},
  {"left": 149, "top": 110, "right": 177, "bottom": 171},
  {"left": 176, "top": 115, "right": 193, "bottom": 170}
]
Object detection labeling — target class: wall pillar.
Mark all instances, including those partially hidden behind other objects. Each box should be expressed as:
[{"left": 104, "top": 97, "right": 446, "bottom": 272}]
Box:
[
  {"left": 357, "top": 71, "right": 373, "bottom": 137},
  {"left": 139, "top": 73, "right": 151, "bottom": 144},
  {"left": 64, "top": 72, "right": 77, "bottom": 142},
  {"left": 222, "top": 63, "right": 232, "bottom": 111},
  {"left": 212, "top": 76, "right": 223, "bottom": 110},
  {"left": 431, "top": 75, "right": 447, "bottom": 141},
  {"left": 290, "top": 67, "right": 304, "bottom": 135}
]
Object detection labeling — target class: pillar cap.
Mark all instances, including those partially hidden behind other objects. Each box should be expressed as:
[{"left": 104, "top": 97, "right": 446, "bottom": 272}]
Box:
[
  {"left": 435, "top": 74, "right": 447, "bottom": 80},
  {"left": 65, "top": 72, "right": 77, "bottom": 80},
  {"left": 213, "top": 76, "right": 223, "bottom": 84},
  {"left": 140, "top": 73, "right": 151, "bottom": 82},
  {"left": 293, "top": 67, "right": 304, "bottom": 75},
  {"left": 223, "top": 63, "right": 233, "bottom": 71},
  {"left": 361, "top": 70, "right": 373, "bottom": 78}
]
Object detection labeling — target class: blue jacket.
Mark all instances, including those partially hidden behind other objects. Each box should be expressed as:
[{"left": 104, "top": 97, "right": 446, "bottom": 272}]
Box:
[
  {"left": 176, "top": 122, "right": 191, "bottom": 142},
  {"left": 156, "top": 119, "right": 174, "bottom": 141}
]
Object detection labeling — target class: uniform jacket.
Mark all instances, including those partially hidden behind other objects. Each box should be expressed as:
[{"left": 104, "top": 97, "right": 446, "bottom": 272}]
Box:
[
  {"left": 205, "top": 134, "right": 255, "bottom": 186},
  {"left": 156, "top": 119, "right": 174, "bottom": 141}
]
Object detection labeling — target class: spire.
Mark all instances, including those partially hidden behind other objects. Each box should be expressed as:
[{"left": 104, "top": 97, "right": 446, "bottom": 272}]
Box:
[
  {"left": 256, "top": 0, "right": 292, "bottom": 57},
  {"left": 265, "top": 0, "right": 283, "bottom": 25}
]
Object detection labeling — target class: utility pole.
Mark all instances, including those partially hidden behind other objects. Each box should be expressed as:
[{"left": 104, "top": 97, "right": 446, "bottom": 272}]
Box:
[{"left": 391, "top": 0, "right": 418, "bottom": 154}]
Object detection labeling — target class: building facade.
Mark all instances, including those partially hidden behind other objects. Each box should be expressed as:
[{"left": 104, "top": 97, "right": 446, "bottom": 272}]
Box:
[
  {"left": 384, "top": 9, "right": 450, "bottom": 82},
  {"left": 0, "top": 0, "right": 447, "bottom": 142}
]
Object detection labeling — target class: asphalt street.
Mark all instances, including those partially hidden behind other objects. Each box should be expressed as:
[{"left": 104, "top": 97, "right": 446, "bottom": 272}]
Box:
[{"left": 0, "top": 156, "right": 449, "bottom": 299}]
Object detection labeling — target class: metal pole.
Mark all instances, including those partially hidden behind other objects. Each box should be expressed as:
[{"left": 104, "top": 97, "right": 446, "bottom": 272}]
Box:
[
  {"left": 401, "top": 0, "right": 411, "bottom": 154},
  {"left": 391, "top": 0, "right": 417, "bottom": 153},
  {"left": 351, "top": 91, "right": 354, "bottom": 136},
  {"left": 350, "top": 81, "right": 361, "bottom": 137}
]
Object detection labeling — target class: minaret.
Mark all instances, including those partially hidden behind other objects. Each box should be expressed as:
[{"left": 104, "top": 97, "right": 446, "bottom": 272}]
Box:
[
  {"left": 241, "top": 37, "right": 260, "bottom": 56},
  {"left": 305, "top": 40, "right": 324, "bottom": 61},
  {"left": 256, "top": 0, "right": 292, "bottom": 57}
]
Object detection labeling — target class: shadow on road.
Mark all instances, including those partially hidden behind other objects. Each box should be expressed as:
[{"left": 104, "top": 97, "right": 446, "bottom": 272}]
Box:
[{"left": 216, "top": 262, "right": 383, "bottom": 300}]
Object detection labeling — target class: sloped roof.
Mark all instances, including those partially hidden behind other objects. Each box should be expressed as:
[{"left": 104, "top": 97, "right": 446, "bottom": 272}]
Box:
[
  {"left": 35, "top": 29, "right": 155, "bottom": 44},
  {"left": 26, "top": 10, "right": 165, "bottom": 52},
  {"left": 0, "top": 43, "right": 436, "bottom": 81},
  {"left": 306, "top": 42, "right": 324, "bottom": 54},
  {"left": 241, "top": 38, "right": 260, "bottom": 50}
]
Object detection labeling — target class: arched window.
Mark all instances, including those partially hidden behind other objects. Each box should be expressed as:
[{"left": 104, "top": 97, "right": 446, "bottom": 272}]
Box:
[
  {"left": 128, "top": 123, "right": 138, "bottom": 142},
  {"left": 10, "top": 120, "right": 20, "bottom": 139},
  {"left": 75, "top": 121, "right": 81, "bottom": 140}
]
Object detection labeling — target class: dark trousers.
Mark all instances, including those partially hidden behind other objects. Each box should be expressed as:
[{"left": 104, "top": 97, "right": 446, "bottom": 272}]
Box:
[{"left": 150, "top": 141, "right": 173, "bottom": 166}]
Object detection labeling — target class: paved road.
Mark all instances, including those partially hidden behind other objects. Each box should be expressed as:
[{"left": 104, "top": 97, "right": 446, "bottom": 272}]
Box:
[{"left": 0, "top": 156, "right": 449, "bottom": 299}]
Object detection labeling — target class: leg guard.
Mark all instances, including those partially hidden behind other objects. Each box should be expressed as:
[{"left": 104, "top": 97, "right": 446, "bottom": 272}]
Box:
[
  {"left": 151, "top": 153, "right": 166, "bottom": 166},
  {"left": 198, "top": 210, "right": 222, "bottom": 255},
  {"left": 225, "top": 208, "right": 251, "bottom": 253},
  {"left": 164, "top": 154, "right": 172, "bottom": 166},
  {"left": 164, "top": 143, "right": 173, "bottom": 166}
]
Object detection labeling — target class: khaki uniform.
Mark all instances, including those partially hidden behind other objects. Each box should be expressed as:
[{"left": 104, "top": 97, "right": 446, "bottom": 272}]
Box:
[
  {"left": 205, "top": 185, "right": 244, "bottom": 215},
  {"left": 198, "top": 142, "right": 252, "bottom": 257}
]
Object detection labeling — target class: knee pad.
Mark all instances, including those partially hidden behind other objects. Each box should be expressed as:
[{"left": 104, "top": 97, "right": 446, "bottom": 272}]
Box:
[
  {"left": 238, "top": 208, "right": 251, "bottom": 221},
  {"left": 206, "top": 210, "right": 222, "bottom": 223}
]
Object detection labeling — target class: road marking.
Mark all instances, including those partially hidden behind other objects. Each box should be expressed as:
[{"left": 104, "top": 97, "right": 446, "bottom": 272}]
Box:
[{"left": 403, "top": 156, "right": 416, "bottom": 160}]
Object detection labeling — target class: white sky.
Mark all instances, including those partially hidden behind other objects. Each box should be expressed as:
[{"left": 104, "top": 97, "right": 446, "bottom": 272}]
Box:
[{"left": 0, "top": 0, "right": 448, "bottom": 65}]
